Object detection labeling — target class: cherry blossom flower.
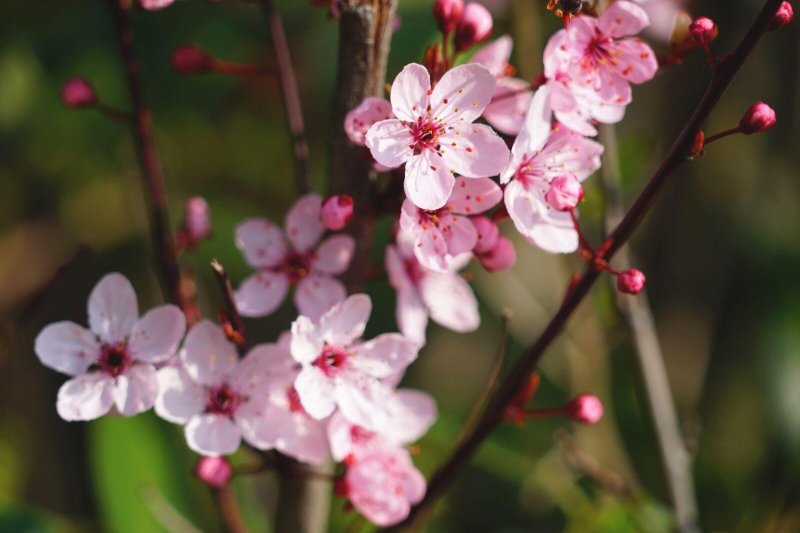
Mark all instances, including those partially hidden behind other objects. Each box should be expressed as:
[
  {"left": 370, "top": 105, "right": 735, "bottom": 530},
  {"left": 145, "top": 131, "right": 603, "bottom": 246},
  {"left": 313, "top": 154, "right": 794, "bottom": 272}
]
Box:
[
  {"left": 365, "top": 63, "right": 510, "bottom": 210},
  {"left": 471, "top": 35, "right": 532, "bottom": 135},
  {"left": 386, "top": 231, "right": 479, "bottom": 346},
  {"left": 500, "top": 87, "right": 603, "bottom": 253},
  {"left": 560, "top": 1, "right": 658, "bottom": 107},
  {"left": 328, "top": 388, "right": 437, "bottom": 462},
  {"left": 399, "top": 176, "right": 502, "bottom": 271},
  {"left": 34, "top": 273, "right": 186, "bottom": 421},
  {"left": 232, "top": 332, "right": 330, "bottom": 465},
  {"left": 342, "top": 446, "right": 426, "bottom": 527},
  {"left": 290, "top": 295, "right": 420, "bottom": 430},
  {"left": 235, "top": 194, "right": 355, "bottom": 321},
  {"left": 154, "top": 320, "right": 274, "bottom": 456}
]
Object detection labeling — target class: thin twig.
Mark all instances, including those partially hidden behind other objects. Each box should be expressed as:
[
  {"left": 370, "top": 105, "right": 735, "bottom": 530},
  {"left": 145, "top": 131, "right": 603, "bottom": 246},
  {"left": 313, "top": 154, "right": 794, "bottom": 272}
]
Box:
[
  {"left": 107, "top": 0, "right": 199, "bottom": 324},
  {"left": 258, "top": 0, "right": 310, "bottom": 195},
  {"left": 389, "top": 1, "right": 784, "bottom": 528},
  {"left": 554, "top": 429, "right": 632, "bottom": 498},
  {"left": 211, "top": 487, "right": 249, "bottom": 533},
  {"left": 210, "top": 259, "right": 247, "bottom": 353}
]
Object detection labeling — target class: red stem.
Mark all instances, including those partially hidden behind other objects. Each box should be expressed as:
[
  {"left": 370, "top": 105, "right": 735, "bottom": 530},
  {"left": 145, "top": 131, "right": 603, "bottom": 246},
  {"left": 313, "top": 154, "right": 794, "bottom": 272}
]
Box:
[
  {"left": 703, "top": 126, "right": 743, "bottom": 145},
  {"left": 388, "top": 0, "right": 784, "bottom": 529},
  {"left": 212, "top": 59, "right": 275, "bottom": 77}
]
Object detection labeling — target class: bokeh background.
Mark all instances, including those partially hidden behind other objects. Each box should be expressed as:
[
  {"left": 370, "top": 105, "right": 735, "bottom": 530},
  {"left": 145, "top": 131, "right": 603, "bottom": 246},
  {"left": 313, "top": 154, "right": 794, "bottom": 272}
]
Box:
[{"left": 1, "top": 0, "right": 798, "bottom": 531}]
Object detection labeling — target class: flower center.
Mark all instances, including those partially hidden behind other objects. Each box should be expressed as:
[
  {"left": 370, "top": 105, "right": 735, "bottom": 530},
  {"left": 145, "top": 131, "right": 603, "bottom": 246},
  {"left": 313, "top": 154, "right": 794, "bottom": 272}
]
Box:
[
  {"left": 409, "top": 117, "right": 445, "bottom": 154},
  {"left": 97, "top": 343, "right": 132, "bottom": 378},
  {"left": 280, "top": 252, "right": 313, "bottom": 284},
  {"left": 418, "top": 209, "right": 444, "bottom": 230},
  {"left": 313, "top": 345, "right": 348, "bottom": 377},
  {"left": 206, "top": 384, "right": 241, "bottom": 417},
  {"left": 287, "top": 386, "right": 305, "bottom": 414},
  {"left": 582, "top": 31, "right": 618, "bottom": 69}
]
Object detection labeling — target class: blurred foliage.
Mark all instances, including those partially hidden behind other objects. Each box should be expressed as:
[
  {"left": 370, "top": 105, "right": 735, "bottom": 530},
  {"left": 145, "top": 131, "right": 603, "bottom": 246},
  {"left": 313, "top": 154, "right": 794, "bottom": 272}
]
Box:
[{"left": 0, "top": 0, "right": 798, "bottom": 531}]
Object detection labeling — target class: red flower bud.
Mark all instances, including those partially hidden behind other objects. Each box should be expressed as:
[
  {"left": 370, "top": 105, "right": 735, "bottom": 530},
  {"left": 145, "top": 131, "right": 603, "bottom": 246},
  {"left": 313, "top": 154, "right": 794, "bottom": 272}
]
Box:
[
  {"left": 739, "top": 102, "right": 776, "bottom": 134},
  {"left": 433, "top": 0, "right": 464, "bottom": 34},
  {"left": 454, "top": 3, "right": 493, "bottom": 51},
  {"left": 61, "top": 77, "right": 96, "bottom": 108},
  {"left": 172, "top": 45, "right": 213, "bottom": 74},
  {"left": 690, "top": 130, "right": 705, "bottom": 157},
  {"left": 321, "top": 194, "right": 355, "bottom": 231},
  {"left": 182, "top": 196, "right": 211, "bottom": 245},
  {"left": 195, "top": 456, "right": 232, "bottom": 488},
  {"left": 566, "top": 394, "right": 604, "bottom": 425},
  {"left": 545, "top": 174, "right": 583, "bottom": 212},
  {"left": 616, "top": 268, "right": 646, "bottom": 295},
  {"left": 767, "top": 1, "right": 793, "bottom": 31},
  {"left": 478, "top": 236, "right": 516, "bottom": 273},
  {"left": 688, "top": 17, "right": 718, "bottom": 46},
  {"left": 471, "top": 215, "right": 499, "bottom": 254}
]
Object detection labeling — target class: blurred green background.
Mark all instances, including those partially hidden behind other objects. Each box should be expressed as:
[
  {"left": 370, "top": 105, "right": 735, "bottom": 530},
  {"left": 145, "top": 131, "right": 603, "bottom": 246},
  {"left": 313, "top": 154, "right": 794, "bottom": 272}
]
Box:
[{"left": 0, "top": 0, "right": 798, "bottom": 531}]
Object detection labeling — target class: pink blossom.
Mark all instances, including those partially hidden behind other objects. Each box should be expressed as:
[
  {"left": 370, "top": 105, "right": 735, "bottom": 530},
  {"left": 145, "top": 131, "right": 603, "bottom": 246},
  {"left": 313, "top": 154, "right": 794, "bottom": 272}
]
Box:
[
  {"left": 477, "top": 235, "right": 516, "bottom": 272},
  {"left": 343, "top": 446, "right": 426, "bottom": 527},
  {"left": 34, "top": 273, "right": 186, "bottom": 421},
  {"left": 365, "top": 63, "right": 510, "bottom": 210},
  {"left": 566, "top": 394, "right": 604, "bottom": 424},
  {"left": 290, "top": 295, "right": 420, "bottom": 430},
  {"left": 345, "top": 97, "right": 393, "bottom": 146},
  {"left": 688, "top": 17, "right": 718, "bottom": 46},
  {"left": 616, "top": 268, "right": 646, "bottom": 294},
  {"left": 545, "top": 174, "right": 584, "bottom": 211},
  {"left": 500, "top": 87, "right": 603, "bottom": 253},
  {"left": 154, "top": 321, "right": 275, "bottom": 456},
  {"left": 471, "top": 215, "right": 499, "bottom": 254},
  {"left": 433, "top": 0, "right": 464, "bottom": 34},
  {"left": 61, "top": 77, "right": 96, "bottom": 108},
  {"left": 328, "top": 389, "right": 437, "bottom": 462},
  {"left": 399, "top": 176, "right": 502, "bottom": 271},
  {"left": 321, "top": 194, "right": 355, "bottom": 231},
  {"left": 140, "top": 0, "right": 175, "bottom": 10},
  {"left": 560, "top": 1, "right": 658, "bottom": 107},
  {"left": 385, "top": 232, "right": 479, "bottom": 346},
  {"left": 454, "top": 3, "right": 493, "bottom": 51},
  {"left": 471, "top": 36, "right": 533, "bottom": 135},
  {"left": 234, "top": 194, "right": 355, "bottom": 321},
  {"left": 233, "top": 332, "right": 330, "bottom": 465},
  {"left": 196, "top": 456, "right": 232, "bottom": 488}
]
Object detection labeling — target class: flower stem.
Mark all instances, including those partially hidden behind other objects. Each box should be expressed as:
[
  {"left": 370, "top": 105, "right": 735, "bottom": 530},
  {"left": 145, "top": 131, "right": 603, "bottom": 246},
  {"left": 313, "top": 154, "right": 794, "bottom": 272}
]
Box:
[{"left": 703, "top": 126, "right": 742, "bottom": 145}]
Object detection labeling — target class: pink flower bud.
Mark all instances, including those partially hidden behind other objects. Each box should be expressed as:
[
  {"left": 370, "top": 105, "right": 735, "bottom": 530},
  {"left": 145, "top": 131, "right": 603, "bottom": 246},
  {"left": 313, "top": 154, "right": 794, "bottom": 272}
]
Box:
[
  {"left": 184, "top": 196, "right": 212, "bottom": 243},
  {"left": 172, "top": 45, "right": 213, "bottom": 74},
  {"left": 471, "top": 215, "right": 499, "bottom": 254},
  {"left": 140, "top": 0, "right": 175, "bottom": 10},
  {"left": 767, "top": 1, "right": 793, "bottom": 31},
  {"left": 478, "top": 236, "right": 515, "bottom": 273},
  {"left": 688, "top": 17, "right": 718, "bottom": 46},
  {"left": 433, "top": 0, "right": 464, "bottom": 34},
  {"left": 61, "top": 77, "right": 96, "bottom": 108},
  {"left": 321, "top": 194, "right": 354, "bottom": 231},
  {"left": 195, "top": 456, "right": 232, "bottom": 488},
  {"left": 616, "top": 268, "right": 646, "bottom": 295},
  {"left": 454, "top": 3, "right": 493, "bottom": 51},
  {"left": 545, "top": 174, "right": 583, "bottom": 212},
  {"left": 566, "top": 394, "right": 604, "bottom": 425},
  {"left": 739, "top": 102, "right": 776, "bottom": 134}
]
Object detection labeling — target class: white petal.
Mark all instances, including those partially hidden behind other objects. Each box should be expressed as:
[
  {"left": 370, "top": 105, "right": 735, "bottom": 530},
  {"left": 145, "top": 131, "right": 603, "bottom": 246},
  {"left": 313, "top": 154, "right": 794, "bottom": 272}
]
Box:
[
  {"left": 238, "top": 402, "right": 330, "bottom": 465},
  {"left": 290, "top": 315, "right": 324, "bottom": 364},
  {"left": 419, "top": 271, "right": 480, "bottom": 333},
  {"left": 380, "top": 389, "right": 438, "bottom": 445},
  {"left": 56, "top": 372, "right": 115, "bottom": 421},
  {"left": 112, "top": 363, "right": 159, "bottom": 416},
  {"left": 313, "top": 235, "right": 356, "bottom": 275},
  {"left": 439, "top": 124, "right": 510, "bottom": 178},
  {"left": 336, "top": 374, "right": 393, "bottom": 431},
  {"left": 365, "top": 119, "right": 414, "bottom": 168},
  {"left": 155, "top": 365, "right": 205, "bottom": 424},
  {"left": 471, "top": 35, "right": 513, "bottom": 77},
  {"left": 350, "top": 334, "right": 418, "bottom": 379},
  {"left": 390, "top": 63, "right": 430, "bottom": 122},
  {"left": 88, "top": 273, "right": 139, "bottom": 344},
  {"left": 320, "top": 294, "right": 372, "bottom": 347},
  {"left": 430, "top": 63, "right": 495, "bottom": 125},
  {"left": 235, "top": 218, "right": 288, "bottom": 269},
  {"left": 185, "top": 414, "right": 242, "bottom": 456},
  {"left": 235, "top": 271, "right": 290, "bottom": 318},
  {"left": 404, "top": 151, "right": 455, "bottom": 211},
  {"left": 294, "top": 275, "right": 347, "bottom": 322},
  {"left": 35, "top": 321, "right": 99, "bottom": 376},
  {"left": 294, "top": 366, "right": 336, "bottom": 420},
  {"left": 128, "top": 305, "right": 186, "bottom": 364},
  {"left": 397, "top": 288, "right": 429, "bottom": 347},
  {"left": 182, "top": 320, "right": 239, "bottom": 386},
  {"left": 285, "top": 194, "right": 325, "bottom": 253}
]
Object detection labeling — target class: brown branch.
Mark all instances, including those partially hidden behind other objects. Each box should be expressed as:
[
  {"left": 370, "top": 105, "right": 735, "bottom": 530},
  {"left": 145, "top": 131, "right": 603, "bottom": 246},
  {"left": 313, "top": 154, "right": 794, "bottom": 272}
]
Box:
[
  {"left": 107, "top": 0, "right": 199, "bottom": 324},
  {"left": 599, "top": 123, "right": 699, "bottom": 532},
  {"left": 258, "top": 0, "right": 310, "bottom": 195},
  {"left": 211, "top": 487, "right": 248, "bottom": 533},
  {"left": 210, "top": 259, "right": 247, "bottom": 353},
  {"left": 390, "top": 0, "right": 784, "bottom": 528}
]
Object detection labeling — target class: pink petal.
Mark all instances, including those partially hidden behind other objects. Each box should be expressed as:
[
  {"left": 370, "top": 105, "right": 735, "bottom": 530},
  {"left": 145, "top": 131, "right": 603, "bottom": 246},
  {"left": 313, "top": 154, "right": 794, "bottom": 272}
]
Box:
[
  {"left": 396, "top": 288, "right": 429, "bottom": 347},
  {"left": 349, "top": 333, "right": 418, "bottom": 378},
  {"left": 155, "top": 365, "right": 205, "bottom": 424},
  {"left": 336, "top": 374, "right": 393, "bottom": 430},
  {"left": 128, "top": 305, "right": 186, "bottom": 364},
  {"left": 404, "top": 151, "right": 455, "bottom": 211},
  {"left": 483, "top": 77, "right": 532, "bottom": 136},
  {"left": 447, "top": 176, "right": 503, "bottom": 215},
  {"left": 112, "top": 363, "right": 159, "bottom": 416},
  {"left": 290, "top": 316, "right": 324, "bottom": 364},
  {"left": 35, "top": 321, "right": 98, "bottom": 376},
  {"left": 615, "top": 38, "right": 658, "bottom": 84},
  {"left": 504, "top": 180, "right": 578, "bottom": 253},
  {"left": 390, "top": 63, "right": 430, "bottom": 122},
  {"left": 285, "top": 194, "right": 325, "bottom": 252},
  {"left": 528, "top": 212, "right": 581, "bottom": 253},
  {"left": 502, "top": 86, "right": 553, "bottom": 184},
  {"left": 320, "top": 294, "right": 371, "bottom": 347},
  {"left": 471, "top": 35, "right": 513, "bottom": 77},
  {"left": 185, "top": 413, "right": 242, "bottom": 456},
  {"left": 379, "top": 389, "right": 437, "bottom": 444},
  {"left": 441, "top": 214, "right": 478, "bottom": 257},
  {"left": 140, "top": 0, "right": 174, "bottom": 10},
  {"left": 235, "top": 271, "right": 290, "bottom": 318},
  {"left": 295, "top": 274, "right": 347, "bottom": 322},
  {"left": 439, "top": 124, "right": 510, "bottom": 179},
  {"left": 88, "top": 272, "right": 139, "bottom": 344},
  {"left": 365, "top": 119, "right": 414, "bottom": 169},
  {"left": 599, "top": 0, "right": 651, "bottom": 37},
  {"left": 235, "top": 218, "right": 287, "bottom": 269},
  {"left": 345, "top": 96, "right": 394, "bottom": 146},
  {"left": 294, "top": 366, "right": 336, "bottom": 419},
  {"left": 419, "top": 270, "right": 480, "bottom": 333},
  {"left": 385, "top": 244, "right": 413, "bottom": 292},
  {"left": 538, "top": 129, "right": 604, "bottom": 181},
  {"left": 327, "top": 411, "right": 361, "bottom": 462},
  {"left": 238, "top": 402, "right": 330, "bottom": 465},
  {"left": 543, "top": 29, "right": 569, "bottom": 78},
  {"left": 182, "top": 320, "right": 239, "bottom": 386},
  {"left": 430, "top": 63, "right": 495, "bottom": 125},
  {"left": 413, "top": 223, "right": 449, "bottom": 272},
  {"left": 56, "top": 372, "right": 114, "bottom": 421},
  {"left": 313, "top": 235, "right": 356, "bottom": 275},
  {"left": 240, "top": 343, "right": 297, "bottom": 390}
]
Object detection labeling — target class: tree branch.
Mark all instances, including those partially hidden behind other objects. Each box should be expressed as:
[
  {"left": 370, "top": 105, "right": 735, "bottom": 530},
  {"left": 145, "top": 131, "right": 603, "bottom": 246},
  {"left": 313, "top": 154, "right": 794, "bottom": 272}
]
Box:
[{"left": 390, "top": 0, "right": 784, "bottom": 528}]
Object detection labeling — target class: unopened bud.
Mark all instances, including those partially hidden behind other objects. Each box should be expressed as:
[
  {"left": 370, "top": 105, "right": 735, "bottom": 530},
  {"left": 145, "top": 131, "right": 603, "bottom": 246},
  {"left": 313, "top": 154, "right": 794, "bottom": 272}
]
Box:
[
  {"left": 454, "top": 3, "right": 493, "bottom": 51},
  {"left": 433, "top": 0, "right": 464, "bottom": 34},
  {"left": 767, "top": 1, "right": 793, "bottom": 31},
  {"left": 690, "top": 130, "right": 705, "bottom": 157},
  {"left": 566, "top": 394, "right": 604, "bottom": 425},
  {"left": 471, "top": 215, "right": 499, "bottom": 254},
  {"left": 61, "top": 77, "right": 96, "bottom": 108},
  {"left": 172, "top": 45, "right": 213, "bottom": 74},
  {"left": 739, "top": 102, "right": 776, "bottom": 134},
  {"left": 423, "top": 44, "right": 446, "bottom": 82},
  {"left": 183, "top": 196, "right": 211, "bottom": 244},
  {"left": 478, "top": 236, "right": 515, "bottom": 273},
  {"left": 616, "top": 268, "right": 646, "bottom": 295},
  {"left": 321, "top": 194, "right": 354, "bottom": 231},
  {"left": 545, "top": 174, "right": 583, "bottom": 212},
  {"left": 140, "top": 0, "right": 175, "bottom": 10},
  {"left": 688, "top": 17, "right": 718, "bottom": 46},
  {"left": 195, "top": 456, "right": 232, "bottom": 488}
]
